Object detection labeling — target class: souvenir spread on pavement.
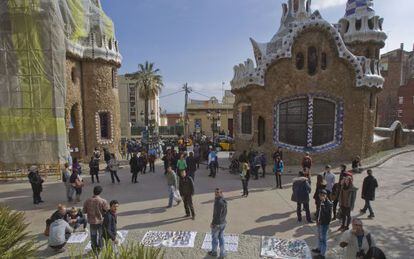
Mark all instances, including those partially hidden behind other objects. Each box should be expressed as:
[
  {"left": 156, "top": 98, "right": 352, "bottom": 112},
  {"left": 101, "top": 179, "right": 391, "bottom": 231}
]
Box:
[
  {"left": 260, "top": 236, "right": 312, "bottom": 259},
  {"left": 201, "top": 233, "right": 239, "bottom": 252},
  {"left": 67, "top": 232, "right": 89, "bottom": 244},
  {"left": 141, "top": 231, "right": 197, "bottom": 248},
  {"left": 84, "top": 230, "right": 129, "bottom": 252}
]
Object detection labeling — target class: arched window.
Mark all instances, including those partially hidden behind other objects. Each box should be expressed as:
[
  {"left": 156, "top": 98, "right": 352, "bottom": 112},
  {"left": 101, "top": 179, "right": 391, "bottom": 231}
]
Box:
[
  {"left": 344, "top": 20, "right": 350, "bottom": 33},
  {"left": 258, "top": 117, "right": 265, "bottom": 146},
  {"left": 296, "top": 52, "right": 304, "bottom": 70},
  {"left": 275, "top": 95, "right": 343, "bottom": 151},
  {"left": 71, "top": 67, "right": 76, "bottom": 84},
  {"left": 239, "top": 104, "right": 252, "bottom": 135},
  {"left": 108, "top": 39, "right": 113, "bottom": 50},
  {"left": 355, "top": 19, "right": 362, "bottom": 31},
  {"left": 307, "top": 46, "right": 318, "bottom": 76},
  {"left": 321, "top": 52, "right": 327, "bottom": 70},
  {"left": 111, "top": 68, "right": 117, "bottom": 88},
  {"left": 368, "top": 18, "right": 374, "bottom": 30}
]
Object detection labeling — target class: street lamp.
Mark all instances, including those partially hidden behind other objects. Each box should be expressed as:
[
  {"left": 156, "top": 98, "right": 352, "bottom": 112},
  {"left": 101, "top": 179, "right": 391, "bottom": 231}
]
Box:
[{"left": 207, "top": 109, "right": 221, "bottom": 140}]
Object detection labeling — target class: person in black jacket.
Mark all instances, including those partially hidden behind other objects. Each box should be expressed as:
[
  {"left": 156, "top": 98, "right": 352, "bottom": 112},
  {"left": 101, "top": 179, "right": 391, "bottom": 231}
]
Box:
[
  {"left": 179, "top": 171, "right": 195, "bottom": 219},
  {"left": 312, "top": 190, "right": 332, "bottom": 259},
  {"left": 103, "top": 200, "right": 119, "bottom": 244},
  {"left": 186, "top": 152, "right": 197, "bottom": 180},
  {"left": 28, "top": 166, "right": 44, "bottom": 204},
  {"left": 103, "top": 148, "right": 111, "bottom": 166},
  {"left": 208, "top": 188, "right": 228, "bottom": 258},
  {"left": 292, "top": 171, "right": 312, "bottom": 223},
  {"left": 89, "top": 156, "right": 100, "bottom": 183},
  {"left": 129, "top": 153, "right": 139, "bottom": 183},
  {"left": 360, "top": 169, "right": 378, "bottom": 218}
]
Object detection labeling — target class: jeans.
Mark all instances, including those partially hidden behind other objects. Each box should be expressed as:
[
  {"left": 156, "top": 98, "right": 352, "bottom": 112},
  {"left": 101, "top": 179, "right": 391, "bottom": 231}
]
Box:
[
  {"left": 261, "top": 165, "right": 266, "bottom": 177},
  {"left": 183, "top": 194, "right": 195, "bottom": 216},
  {"left": 333, "top": 199, "right": 338, "bottom": 218},
  {"left": 91, "top": 173, "right": 99, "bottom": 183},
  {"left": 71, "top": 217, "right": 88, "bottom": 230},
  {"left": 275, "top": 173, "right": 282, "bottom": 188},
  {"left": 209, "top": 164, "right": 216, "bottom": 177},
  {"left": 65, "top": 184, "right": 74, "bottom": 201},
  {"left": 110, "top": 171, "right": 120, "bottom": 183},
  {"left": 341, "top": 206, "right": 351, "bottom": 227},
  {"left": 296, "top": 202, "right": 311, "bottom": 222},
  {"left": 149, "top": 162, "right": 155, "bottom": 172},
  {"left": 90, "top": 224, "right": 103, "bottom": 252},
  {"left": 241, "top": 179, "right": 249, "bottom": 196},
  {"left": 168, "top": 185, "right": 175, "bottom": 207},
  {"left": 317, "top": 224, "right": 329, "bottom": 256},
  {"left": 131, "top": 172, "right": 138, "bottom": 183},
  {"left": 211, "top": 223, "right": 226, "bottom": 257},
  {"left": 362, "top": 199, "right": 374, "bottom": 215}
]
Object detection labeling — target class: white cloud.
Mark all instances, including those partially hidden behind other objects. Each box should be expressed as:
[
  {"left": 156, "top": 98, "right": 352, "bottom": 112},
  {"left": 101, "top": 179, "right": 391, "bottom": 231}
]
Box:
[{"left": 312, "top": 0, "right": 347, "bottom": 10}]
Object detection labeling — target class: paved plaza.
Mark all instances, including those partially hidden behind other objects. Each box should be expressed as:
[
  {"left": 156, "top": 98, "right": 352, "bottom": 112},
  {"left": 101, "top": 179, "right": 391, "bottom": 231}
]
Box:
[{"left": 0, "top": 151, "right": 413, "bottom": 258}]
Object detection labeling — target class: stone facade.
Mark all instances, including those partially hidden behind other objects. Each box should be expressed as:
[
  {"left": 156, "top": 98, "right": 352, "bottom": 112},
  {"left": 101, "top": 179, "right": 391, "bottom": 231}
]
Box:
[
  {"left": 231, "top": 0, "right": 388, "bottom": 165},
  {"left": 378, "top": 45, "right": 414, "bottom": 128},
  {"left": 117, "top": 75, "right": 161, "bottom": 138},
  {"left": 397, "top": 78, "right": 414, "bottom": 128},
  {"left": 187, "top": 91, "right": 234, "bottom": 137}
]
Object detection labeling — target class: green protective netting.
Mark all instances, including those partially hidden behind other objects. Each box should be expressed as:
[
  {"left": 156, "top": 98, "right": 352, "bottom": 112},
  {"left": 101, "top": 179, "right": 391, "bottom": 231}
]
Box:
[
  {"left": 0, "top": 0, "right": 117, "bottom": 169},
  {"left": 66, "top": 0, "right": 115, "bottom": 42},
  {"left": 0, "top": 0, "right": 67, "bottom": 168}
]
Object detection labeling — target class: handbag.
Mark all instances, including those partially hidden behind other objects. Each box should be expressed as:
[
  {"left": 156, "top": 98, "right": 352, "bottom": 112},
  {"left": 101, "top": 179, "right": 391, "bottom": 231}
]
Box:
[{"left": 173, "top": 187, "right": 182, "bottom": 201}]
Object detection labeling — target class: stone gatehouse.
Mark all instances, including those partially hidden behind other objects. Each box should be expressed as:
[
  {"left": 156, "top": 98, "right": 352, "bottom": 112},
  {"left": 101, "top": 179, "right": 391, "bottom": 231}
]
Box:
[{"left": 231, "top": 0, "right": 389, "bottom": 164}]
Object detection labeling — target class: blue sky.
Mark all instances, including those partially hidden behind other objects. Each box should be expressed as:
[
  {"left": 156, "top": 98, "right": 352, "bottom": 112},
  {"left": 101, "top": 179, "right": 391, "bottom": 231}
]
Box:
[{"left": 102, "top": 0, "right": 414, "bottom": 112}]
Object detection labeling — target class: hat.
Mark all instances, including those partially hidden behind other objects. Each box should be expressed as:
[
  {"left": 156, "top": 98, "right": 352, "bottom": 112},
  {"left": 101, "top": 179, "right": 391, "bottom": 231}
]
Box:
[
  {"left": 325, "top": 165, "right": 331, "bottom": 169},
  {"left": 29, "top": 165, "right": 37, "bottom": 172},
  {"left": 319, "top": 189, "right": 328, "bottom": 195}
]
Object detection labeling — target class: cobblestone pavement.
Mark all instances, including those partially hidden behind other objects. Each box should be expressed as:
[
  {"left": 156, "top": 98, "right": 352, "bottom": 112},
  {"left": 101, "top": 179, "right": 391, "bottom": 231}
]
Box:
[{"left": 0, "top": 150, "right": 413, "bottom": 258}]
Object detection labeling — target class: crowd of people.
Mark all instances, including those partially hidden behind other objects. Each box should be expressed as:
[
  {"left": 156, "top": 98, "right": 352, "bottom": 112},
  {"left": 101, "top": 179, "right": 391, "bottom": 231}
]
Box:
[{"left": 26, "top": 140, "right": 386, "bottom": 258}]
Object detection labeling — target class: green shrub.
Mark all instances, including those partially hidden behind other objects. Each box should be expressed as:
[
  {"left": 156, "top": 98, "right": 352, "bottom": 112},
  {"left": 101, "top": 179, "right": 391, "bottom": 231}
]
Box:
[
  {"left": 70, "top": 241, "right": 164, "bottom": 259},
  {"left": 0, "top": 204, "right": 37, "bottom": 259}
]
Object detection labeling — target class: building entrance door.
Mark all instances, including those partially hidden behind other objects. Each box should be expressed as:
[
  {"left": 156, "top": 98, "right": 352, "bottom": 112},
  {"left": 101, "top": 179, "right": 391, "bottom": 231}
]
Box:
[{"left": 228, "top": 118, "right": 233, "bottom": 137}]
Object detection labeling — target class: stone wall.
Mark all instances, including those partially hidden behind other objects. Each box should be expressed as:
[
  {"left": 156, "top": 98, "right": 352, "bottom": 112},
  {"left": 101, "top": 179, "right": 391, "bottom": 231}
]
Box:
[
  {"left": 65, "top": 58, "right": 85, "bottom": 159},
  {"left": 378, "top": 50, "right": 403, "bottom": 127},
  {"left": 233, "top": 28, "right": 378, "bottom": 165},
  {"left": 81, "top": 61, "right": 121, "bottom": 159}
]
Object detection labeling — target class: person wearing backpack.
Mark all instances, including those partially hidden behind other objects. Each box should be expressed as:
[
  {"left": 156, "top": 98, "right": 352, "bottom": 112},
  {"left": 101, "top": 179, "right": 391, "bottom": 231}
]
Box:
[
  {"left": 340, "top": 218, "right": 376, "bottom": 259},
  {"left": 62, "top": 163, "right": 73, "bottom": 202}
]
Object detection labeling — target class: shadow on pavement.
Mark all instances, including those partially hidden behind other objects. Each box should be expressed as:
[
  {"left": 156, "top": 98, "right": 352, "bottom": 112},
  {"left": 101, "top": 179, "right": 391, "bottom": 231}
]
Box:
[
  {"left": 123, "top": 216, "right": 190, "bottom": 230},
  {"left": 256, "top": 211, "right": 296, "bottom": 223}
]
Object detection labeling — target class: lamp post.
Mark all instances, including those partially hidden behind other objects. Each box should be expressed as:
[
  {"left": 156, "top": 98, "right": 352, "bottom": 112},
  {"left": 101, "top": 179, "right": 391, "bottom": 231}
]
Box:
[{"left": 207, "top": 109, "right": 221, "bottom": 141}]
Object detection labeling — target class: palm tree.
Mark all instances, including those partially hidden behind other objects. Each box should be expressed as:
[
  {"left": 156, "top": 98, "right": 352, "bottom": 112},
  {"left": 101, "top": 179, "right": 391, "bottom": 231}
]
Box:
[{"left": 126, "top": 61, "right": 163, "bottom": 127}]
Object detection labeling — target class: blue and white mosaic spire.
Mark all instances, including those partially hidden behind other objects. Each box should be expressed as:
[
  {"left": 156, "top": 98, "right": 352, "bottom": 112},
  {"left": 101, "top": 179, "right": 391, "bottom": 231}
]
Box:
[
  {"left": 345, "top": 0, "right": 375, "bottom": 18},
  {"left": 339, "top": 0, "right": 387, "bottom": 46}
]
